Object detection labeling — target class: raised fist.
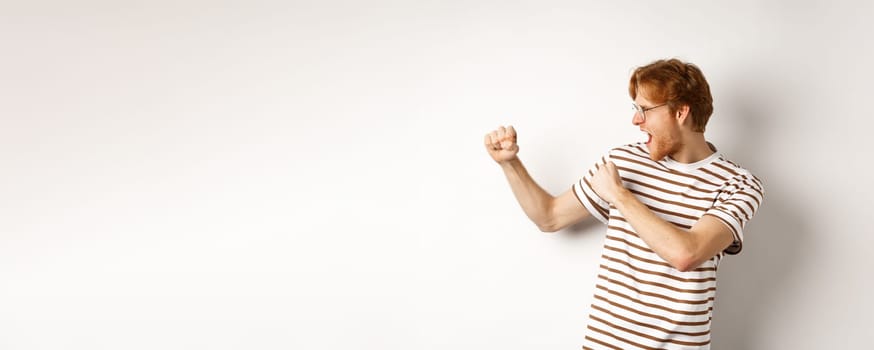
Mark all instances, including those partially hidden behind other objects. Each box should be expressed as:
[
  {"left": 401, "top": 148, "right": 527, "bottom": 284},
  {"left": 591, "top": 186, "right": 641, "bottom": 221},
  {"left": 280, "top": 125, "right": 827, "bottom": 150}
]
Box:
[{"left": 484, "top": 125, "right": 519, "bottom": 163}]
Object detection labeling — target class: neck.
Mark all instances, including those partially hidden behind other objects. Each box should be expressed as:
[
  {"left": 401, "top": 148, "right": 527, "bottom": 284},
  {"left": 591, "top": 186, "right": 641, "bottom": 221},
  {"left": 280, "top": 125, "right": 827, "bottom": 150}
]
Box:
[{"left": 670, "top": 132, "right": 714, "bottom": 164}]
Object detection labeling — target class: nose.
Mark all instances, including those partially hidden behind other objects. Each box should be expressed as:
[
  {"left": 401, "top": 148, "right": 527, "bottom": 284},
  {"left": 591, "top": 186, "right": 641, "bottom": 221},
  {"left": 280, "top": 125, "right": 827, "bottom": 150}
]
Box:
[{"left": 632, "top": 111, "right": 644, "bottom": 126}]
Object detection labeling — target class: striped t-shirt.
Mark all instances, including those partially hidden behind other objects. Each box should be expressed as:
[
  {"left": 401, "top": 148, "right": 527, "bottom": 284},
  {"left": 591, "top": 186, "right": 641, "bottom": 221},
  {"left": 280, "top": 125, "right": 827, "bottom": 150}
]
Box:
[{"left": 572, "top": 142, "right": 764, "bottom": 350}]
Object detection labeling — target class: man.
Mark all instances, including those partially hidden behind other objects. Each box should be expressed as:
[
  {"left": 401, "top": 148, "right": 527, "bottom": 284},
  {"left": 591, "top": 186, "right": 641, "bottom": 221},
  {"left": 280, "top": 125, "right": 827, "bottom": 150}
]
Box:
[{"left": 483, "top": 58, "right": 763, "bottom": 349}]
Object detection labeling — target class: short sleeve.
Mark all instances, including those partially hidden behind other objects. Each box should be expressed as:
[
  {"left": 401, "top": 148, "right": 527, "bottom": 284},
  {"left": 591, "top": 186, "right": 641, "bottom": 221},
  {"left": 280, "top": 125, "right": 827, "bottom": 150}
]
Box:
[
  {"left": 704, "top": 174, "right": 764, "bottom": 255},
  {"left": 571, "top": 154, "right": 611, "bottom": 224}
]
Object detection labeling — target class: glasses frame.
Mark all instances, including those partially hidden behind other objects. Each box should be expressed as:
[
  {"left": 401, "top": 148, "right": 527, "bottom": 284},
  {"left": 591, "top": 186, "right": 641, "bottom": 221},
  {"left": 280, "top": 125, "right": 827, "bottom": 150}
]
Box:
[{"left": 631, "top": 102, "right": 668, "bottom": 122}]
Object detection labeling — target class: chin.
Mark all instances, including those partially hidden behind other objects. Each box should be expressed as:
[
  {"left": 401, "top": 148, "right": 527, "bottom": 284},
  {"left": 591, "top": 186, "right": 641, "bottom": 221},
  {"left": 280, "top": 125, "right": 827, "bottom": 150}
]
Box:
[
  {"left": 649, "top": 149, "right": 668, "bottom": 161},
  {"left": 648, "top": 137, "right": 679, "bottom": 162}
]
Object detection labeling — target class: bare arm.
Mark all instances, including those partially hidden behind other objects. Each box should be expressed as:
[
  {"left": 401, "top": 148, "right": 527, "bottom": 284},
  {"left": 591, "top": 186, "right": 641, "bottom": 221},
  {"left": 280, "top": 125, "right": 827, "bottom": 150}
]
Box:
[{"left": 485, "top": 126, "right": 591, "bottom": 232}]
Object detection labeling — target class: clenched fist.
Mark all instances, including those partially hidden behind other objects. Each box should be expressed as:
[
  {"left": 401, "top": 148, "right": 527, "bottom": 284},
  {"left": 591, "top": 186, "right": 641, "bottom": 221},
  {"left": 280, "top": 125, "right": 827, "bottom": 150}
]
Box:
[
  {"left": 590, "top": 161, "right": 627, "bottom": 205},
  {"left": 484, "top": 125, "right": 519, "bottom": 163}
]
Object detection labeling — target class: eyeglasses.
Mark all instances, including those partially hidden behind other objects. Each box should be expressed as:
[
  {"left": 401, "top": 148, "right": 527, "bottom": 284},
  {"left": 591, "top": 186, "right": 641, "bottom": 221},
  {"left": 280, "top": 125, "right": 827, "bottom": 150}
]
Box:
[{"left": 631, "top": 102, "right": 668, "bottom": 122}]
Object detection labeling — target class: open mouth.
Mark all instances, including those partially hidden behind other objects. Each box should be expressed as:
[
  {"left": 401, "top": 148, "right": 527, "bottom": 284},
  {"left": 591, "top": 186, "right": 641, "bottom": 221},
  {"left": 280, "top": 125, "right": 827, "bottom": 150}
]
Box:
[{"left": 643, "top": 130, "right": 652, "bottom": 145}]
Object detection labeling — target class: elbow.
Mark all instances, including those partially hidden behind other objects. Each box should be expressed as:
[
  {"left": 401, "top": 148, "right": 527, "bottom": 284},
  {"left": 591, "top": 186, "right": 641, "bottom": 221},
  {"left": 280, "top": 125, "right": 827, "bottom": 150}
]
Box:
[
  {"left": 664, "top": 234, "right": 705, "bottom": 272},
  {"left": 537, "top": 222, "right": 559, "bottom": 233},
  {"left": 536, "top": 217, "right": 561, "bottom": 233},
  {"left": 670, "top": 253, "right": 701, "bottom": 272},
  {"left": 673, "top": 259, "right": 696, "bottom": 272},
  {"left": 536, "top": 202, "right": 561, "bottom": 233}
]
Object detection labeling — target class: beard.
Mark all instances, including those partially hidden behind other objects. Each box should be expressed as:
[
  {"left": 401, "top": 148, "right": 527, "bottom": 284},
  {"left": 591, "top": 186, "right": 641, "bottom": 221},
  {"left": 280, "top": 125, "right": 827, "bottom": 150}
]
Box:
[{"left": 648, "top": 129, "right": 683, "bottom": 161}]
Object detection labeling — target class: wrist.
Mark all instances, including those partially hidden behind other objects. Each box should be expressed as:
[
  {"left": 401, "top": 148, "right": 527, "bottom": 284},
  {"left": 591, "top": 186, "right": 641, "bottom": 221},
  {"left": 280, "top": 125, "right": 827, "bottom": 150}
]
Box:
[
  {"left": 498, "top": 157, "right": 521, "bottom": 169},
  {"left": 612, "top": 188, "right": 634, "bottom": 208}
]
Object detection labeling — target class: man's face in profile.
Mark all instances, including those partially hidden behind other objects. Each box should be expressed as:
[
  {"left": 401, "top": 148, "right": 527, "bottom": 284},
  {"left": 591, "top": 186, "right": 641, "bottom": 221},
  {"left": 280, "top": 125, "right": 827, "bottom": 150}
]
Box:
[{"left": 633, "top": 89, "right": 683, "bottom": 161}]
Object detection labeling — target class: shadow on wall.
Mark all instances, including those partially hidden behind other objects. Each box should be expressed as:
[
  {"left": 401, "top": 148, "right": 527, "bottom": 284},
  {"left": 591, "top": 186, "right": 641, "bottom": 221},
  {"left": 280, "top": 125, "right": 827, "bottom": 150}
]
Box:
[
  {"left": 710, "top": 81, "right": 811, "bottom": 349},
  {"left": 566, "top": 216, "right": 602, "bottom": 235}
]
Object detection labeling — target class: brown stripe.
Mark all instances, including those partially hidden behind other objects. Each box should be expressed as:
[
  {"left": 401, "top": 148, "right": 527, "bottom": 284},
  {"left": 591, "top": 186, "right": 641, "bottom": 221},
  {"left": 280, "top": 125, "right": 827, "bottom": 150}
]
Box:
[
  {"left": 579, "top": 179, "right": 609, "bottom": 218},
  {"left": 597, "top": 274, "right": 715, "bottom": 305},
  {"left": 741, "top": 177, "right": 765, "bottom": 200},
  {"left": 677, "top": 172, "right": 720, "bottom": 188},
  {"left": 734, "top": 191, "right": 761, "bottom": 210},
  {"left": 605, "top": 235, "right": 660, "bottom": 263},
  {"left": 589, "top": 315, "right": 711, "bottom": 347},
  {"left": 736, "top": 187, "right": 762, "bottom": 200},
  {"left": 725, "top": 159, "right": 741, "bottom": 169},
  {"left": 604, "top": 235, "right": 716, "bottom": 272},
  {"left": 648, "top": 204, "right": 703, "bottom": 221},
  {"left": 608, "top": 197, "right": 701, "bottom": 221},
  {"left": 619, "top": 165, "right": 690, "bottom": 187},
  {"left": 715, "top": 200, "right": 750, "bottom": 222},
  {"left": 722, "top": 201, "right": 752, "bottom": 221},
  {"left": 613, "top": 154, "right": 720, "bottom": 187},
  {"left": 594, "top": 295, "right": 711, "bottom": 326},
  {"left": 625, "top": 143, "right": 727, "bottom": 188},
  {"left": 725, "top": 176, "right": 765, "bottom": 200},
  {"left": 595, "top": 283, "right": 713, "bottom": 316},
  {"left": 592, "top": 304, "right": 711, "bottom": 337},
  {"left": 617, "top": 166, "right": 717, "bottom": 194},
  {"left": 622, "top": 177, "right": 715, "bottom": 202},
  {"left": 608, "top": 225, "right": 646, "bottom": 244},
  {"left": 699, "top": 167, "right": 728, "bottom": 182},
  {"left": 633, "top": 144, "right": 651, "bottom": 156},
  {"left": 613, "top": 154, "right": 671, "bottom": 174},
  {"left": 600, "top": 264, "right": 716, "bottom": 295},
  {"left": 604, "top": 245, "right": 673, "bottom": 270},
  {"left": 571, "top": 184, "right": 601, "bottom": 220},
  {"left": 601, "top": 253, "right": 716, "bottom": 283},
  {"left": 716, "top": 197, "right": 749, "bottom": 216},
  {"left": 584, "top": 335, "right": 623, "bottom": 350},
  {"left": 616, "top": 145, "right": 657, "bottom": 163},
  {"left": 610, "top": 214, "right": 692, "bottom": 230},
  {"left": 712, "top": 162, "right": 741, "bottom": 177},
  {"left": 752, "top": 174, "right": 764, "bottom": 185},
  {"left": 586, "top": 325, "right": 668, "bottom": 350},
  {"left": 629, "top": 188, "right": 710, "bottom": 212},
  {"left": 613, "top": 197, "right": 702, "bottom": 222},
  {"left": 613, "top": 148, "right": 672, "bottom": 171}
]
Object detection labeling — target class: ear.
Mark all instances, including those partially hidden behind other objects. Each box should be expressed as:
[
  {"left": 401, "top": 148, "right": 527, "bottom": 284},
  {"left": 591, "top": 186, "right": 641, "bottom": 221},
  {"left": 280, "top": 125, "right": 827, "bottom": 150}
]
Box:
[{"left": 675, "top": 105, "right": 691, "bottom": 125}]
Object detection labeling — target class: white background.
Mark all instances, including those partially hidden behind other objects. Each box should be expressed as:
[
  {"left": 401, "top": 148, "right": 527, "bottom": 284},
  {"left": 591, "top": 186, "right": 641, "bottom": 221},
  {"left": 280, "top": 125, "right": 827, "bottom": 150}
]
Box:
[{"left": 2, "top": 0, "right": 872, "bottom": 349}]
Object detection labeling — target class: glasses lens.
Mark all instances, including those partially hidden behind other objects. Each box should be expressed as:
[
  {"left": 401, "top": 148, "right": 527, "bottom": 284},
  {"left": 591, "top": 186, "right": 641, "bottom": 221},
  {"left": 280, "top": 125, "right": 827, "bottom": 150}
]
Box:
[{"left": 632, "top": 103, "right": 644, "bottom": 120}]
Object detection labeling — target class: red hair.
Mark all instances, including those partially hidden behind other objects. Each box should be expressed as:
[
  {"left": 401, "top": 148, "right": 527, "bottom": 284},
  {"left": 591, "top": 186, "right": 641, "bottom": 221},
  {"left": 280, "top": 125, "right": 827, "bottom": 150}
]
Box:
[{"left": 628, "top": 59, "right": 713, "bottom": 132}]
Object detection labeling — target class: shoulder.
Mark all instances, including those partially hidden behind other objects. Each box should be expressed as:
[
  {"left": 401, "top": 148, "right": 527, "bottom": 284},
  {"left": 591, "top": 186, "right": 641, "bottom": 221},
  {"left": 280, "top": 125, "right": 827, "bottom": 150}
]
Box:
[
  {"left": 609, "top": 142, "right": 648, "bottom": 155},
  {"left": 606, "top": 142, "right": 650, "bottom": 160},
  {"left": 710, "top": 156, "right": 764, "bottom": 191}
]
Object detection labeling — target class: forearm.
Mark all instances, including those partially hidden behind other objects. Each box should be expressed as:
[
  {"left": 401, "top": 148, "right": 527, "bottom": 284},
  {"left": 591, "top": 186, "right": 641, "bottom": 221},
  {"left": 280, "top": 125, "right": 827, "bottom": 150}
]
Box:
[
  {"left": 499, "top": 158, "right": 555, "bottom": 230},
  {"left": 612, "top": 190, "right": 698, "bottom": 271}
]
